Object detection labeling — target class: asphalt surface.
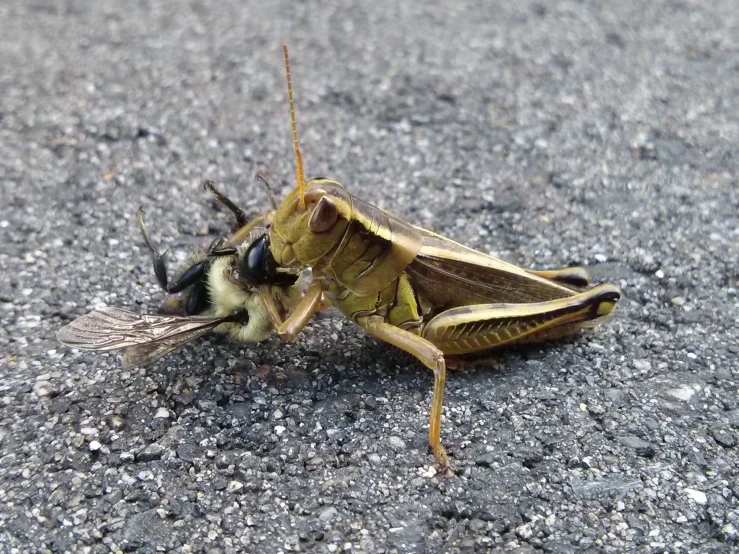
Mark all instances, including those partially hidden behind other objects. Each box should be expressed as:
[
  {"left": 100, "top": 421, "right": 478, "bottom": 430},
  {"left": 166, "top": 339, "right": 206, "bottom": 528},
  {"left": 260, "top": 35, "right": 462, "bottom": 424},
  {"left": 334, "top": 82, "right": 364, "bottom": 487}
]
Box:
[{"left": 1, "top": 1, "right": 738, "bottom": 552}]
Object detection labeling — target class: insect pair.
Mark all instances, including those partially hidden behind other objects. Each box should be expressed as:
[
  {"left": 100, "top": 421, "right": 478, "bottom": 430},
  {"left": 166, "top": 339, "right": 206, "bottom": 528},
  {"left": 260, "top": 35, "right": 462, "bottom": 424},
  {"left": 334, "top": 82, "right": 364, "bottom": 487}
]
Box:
[{"left": 59, "top": 46, "right": 621, "bottom": 472}]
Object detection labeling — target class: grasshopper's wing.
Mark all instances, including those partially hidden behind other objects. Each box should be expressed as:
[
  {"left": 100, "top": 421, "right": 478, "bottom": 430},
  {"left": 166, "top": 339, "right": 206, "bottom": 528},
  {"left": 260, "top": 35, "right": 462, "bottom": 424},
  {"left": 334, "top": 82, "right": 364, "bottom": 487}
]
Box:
[
  {"left": 407, "top": 227, "right": 583, "bottom": 305},
  {"left": 56, "top": 306, "right": 238, "bottom": 369}
]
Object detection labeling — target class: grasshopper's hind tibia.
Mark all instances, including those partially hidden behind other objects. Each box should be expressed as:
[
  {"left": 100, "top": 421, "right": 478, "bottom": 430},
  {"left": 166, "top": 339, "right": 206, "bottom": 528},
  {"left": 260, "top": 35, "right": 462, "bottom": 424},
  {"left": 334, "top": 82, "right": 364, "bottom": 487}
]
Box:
[
  {"left": 408, "top": 283, "right": 617, "bottom": 471},
  {"left": 358, "top": 284, "right": 618, "bottom": 473}
]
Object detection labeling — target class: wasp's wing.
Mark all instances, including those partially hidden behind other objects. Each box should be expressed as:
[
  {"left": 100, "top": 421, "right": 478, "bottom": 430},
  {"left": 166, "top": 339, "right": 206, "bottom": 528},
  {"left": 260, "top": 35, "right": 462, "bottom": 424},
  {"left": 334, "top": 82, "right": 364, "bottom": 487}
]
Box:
[
  {"left": 119, "top": 325, "right": 220, "bottom": 369},
  {"left": 56, "top": 306, "right": 240, "bottom": 369}
]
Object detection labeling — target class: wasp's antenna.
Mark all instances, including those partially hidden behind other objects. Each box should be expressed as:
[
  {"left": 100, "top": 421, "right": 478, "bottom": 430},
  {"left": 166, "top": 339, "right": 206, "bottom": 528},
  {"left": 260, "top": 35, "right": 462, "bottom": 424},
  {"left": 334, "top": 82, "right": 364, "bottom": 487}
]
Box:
[
  {"left": 255, "top": 173, "right": 278, "bottom": 209},
  {"left": 283, "top": 44, "right": 306, "bottom": 210}
]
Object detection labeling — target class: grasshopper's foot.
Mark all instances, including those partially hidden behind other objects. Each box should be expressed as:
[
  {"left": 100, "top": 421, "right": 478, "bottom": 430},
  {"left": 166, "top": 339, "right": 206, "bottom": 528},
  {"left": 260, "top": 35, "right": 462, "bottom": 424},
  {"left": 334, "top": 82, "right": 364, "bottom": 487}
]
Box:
[{"left": 432, "top": 444, "right": 455, "bottom": 478}]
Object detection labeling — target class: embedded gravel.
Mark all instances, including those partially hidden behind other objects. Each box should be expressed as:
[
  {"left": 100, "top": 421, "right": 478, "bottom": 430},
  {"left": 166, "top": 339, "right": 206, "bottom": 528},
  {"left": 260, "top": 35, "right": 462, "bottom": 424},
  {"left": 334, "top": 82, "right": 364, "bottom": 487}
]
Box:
[{"left": 1, "top": 1, "right": 738, "bottom": 553}]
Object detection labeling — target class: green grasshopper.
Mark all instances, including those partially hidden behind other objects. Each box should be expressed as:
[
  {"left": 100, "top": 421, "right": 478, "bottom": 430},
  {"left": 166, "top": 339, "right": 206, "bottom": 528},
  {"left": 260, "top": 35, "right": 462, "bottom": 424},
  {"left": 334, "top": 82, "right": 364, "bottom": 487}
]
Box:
[{"left": 259, "top": 46, "right": 621, "bottom": 471}]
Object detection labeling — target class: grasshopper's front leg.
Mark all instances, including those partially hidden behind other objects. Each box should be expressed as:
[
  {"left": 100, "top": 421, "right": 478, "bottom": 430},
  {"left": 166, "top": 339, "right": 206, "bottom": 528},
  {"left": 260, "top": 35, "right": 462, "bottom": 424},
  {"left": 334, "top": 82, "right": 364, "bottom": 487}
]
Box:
[
  {"left": 260, "top": 280, "right": 324, "bottom": 341},
  {"left": 360, "top": 318, "right": 452, "bottom": 474}
]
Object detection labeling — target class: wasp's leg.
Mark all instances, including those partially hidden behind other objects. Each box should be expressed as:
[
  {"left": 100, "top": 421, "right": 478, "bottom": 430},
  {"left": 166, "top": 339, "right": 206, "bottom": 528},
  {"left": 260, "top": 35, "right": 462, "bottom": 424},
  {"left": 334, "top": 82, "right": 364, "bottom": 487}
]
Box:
[
  {"left": 137, "top": 207, "right": 211, "bottom": 298},
  {"left": 360, "top": 318, "right": 452, "bottom": 475},
  {"left": 255, "top": 173, "right": 279, "bottom": 210},
  {"left": 423, "top": 284, "right": 620, "bottom": 355},
  {"left": 166, "top": 261, "right": 208, "bottom": 294},
  {"left": 209, "top": 246, "right": 238, "bottom": 257},
  {"left": 137, "top": 207, "right": 170, "bottom": 291},
  {"left": 203, "top": 180, "right": 249, "bottom": 229},
  {"left": 526, "top": 267, "right": 591, "bottom": 288}
]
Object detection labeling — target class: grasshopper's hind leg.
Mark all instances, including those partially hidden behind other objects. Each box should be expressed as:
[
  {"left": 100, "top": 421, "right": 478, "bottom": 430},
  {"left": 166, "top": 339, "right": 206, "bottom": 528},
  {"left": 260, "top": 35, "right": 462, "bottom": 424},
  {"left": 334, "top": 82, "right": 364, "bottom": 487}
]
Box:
[
  {"left": 423, "top": 284, "right": 620, "bottom": 355},
  {"left": 361, "top": 318, "right": 451, "bottom": 473}
]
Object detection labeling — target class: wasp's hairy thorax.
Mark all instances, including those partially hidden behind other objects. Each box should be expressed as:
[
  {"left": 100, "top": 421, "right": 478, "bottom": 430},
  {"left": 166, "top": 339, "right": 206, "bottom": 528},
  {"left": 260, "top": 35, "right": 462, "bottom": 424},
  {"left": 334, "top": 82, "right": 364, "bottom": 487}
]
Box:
[{"left": 206, "top": 235, "right": 302, "bottom": 343}]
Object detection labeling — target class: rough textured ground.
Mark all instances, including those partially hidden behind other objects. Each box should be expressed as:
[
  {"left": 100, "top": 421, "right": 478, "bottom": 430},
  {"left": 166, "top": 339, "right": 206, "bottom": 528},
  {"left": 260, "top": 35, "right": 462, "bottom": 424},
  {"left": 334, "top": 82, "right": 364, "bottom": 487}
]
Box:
[{"left": 1, "top": 1, "right": 738, "bottom": 552}]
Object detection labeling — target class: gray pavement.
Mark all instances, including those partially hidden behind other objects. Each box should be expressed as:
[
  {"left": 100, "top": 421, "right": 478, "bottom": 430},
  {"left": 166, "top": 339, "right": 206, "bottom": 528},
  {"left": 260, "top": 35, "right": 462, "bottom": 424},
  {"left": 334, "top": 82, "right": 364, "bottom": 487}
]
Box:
[{"left": 1, "top": 1, "right": 737, "bottom": 552}]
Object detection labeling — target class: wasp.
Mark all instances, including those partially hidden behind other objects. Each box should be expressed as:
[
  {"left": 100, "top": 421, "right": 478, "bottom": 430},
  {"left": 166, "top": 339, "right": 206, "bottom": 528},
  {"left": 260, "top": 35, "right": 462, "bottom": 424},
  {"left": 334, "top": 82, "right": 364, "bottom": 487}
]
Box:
[{"left": 57, "top": 181, "right": 302, "bottom": 369}]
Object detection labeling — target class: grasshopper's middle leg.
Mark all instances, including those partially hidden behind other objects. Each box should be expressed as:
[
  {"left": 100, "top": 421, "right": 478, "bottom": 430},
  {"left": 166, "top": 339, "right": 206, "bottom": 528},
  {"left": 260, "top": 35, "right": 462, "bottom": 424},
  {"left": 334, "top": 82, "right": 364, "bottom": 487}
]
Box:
[{"left": 362, "top": 318, "right": 450, "bottom": 471}]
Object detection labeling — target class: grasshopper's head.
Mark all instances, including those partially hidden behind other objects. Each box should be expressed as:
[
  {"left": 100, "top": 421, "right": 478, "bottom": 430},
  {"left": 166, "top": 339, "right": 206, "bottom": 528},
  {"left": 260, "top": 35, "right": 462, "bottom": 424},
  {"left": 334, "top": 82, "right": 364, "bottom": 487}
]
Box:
[{"left": 269, "top": 178, "right": 351, "bottom": 268}]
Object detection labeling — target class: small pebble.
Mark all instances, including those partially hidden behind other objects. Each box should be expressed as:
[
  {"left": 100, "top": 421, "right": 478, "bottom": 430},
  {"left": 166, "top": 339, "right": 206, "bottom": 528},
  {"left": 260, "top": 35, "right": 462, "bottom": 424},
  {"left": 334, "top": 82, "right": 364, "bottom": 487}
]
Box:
[
  {"left": 227, "top": 481, "right": 244, "bottom": 493},
  {"left": 319, "top": 507, "right": 338, "bottom": 522},
  {"left": 388, "top": 436, "right": 406, "bottom": 451},
  {"left": 666, "top": 385, "right": 697, "bottom": 401},
  {"left": 684, "top": 488, "right": 707, "bottom": 505}
]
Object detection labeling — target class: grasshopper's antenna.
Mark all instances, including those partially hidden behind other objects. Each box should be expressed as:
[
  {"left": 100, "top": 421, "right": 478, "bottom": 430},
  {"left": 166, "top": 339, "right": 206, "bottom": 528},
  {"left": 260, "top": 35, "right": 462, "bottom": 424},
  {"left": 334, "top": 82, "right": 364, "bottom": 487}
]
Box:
[{"left": 283, "top": 44, "right": 306, "bottom": 211}]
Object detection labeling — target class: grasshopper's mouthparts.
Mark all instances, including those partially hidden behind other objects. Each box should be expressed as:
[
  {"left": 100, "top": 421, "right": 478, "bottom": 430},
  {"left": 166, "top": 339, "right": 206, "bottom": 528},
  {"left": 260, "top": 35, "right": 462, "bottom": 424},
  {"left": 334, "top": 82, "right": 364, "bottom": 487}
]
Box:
[{"left": 272, "top": 244, "right": 296, "bottom": 267}]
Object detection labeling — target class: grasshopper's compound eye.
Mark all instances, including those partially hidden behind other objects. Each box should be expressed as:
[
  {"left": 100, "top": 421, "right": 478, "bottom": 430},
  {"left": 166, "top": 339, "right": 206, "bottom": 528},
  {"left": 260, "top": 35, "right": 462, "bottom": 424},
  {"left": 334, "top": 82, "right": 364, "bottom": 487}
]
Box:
[{"left": 308, "top": 196, "right": 338, "bottom": 234}]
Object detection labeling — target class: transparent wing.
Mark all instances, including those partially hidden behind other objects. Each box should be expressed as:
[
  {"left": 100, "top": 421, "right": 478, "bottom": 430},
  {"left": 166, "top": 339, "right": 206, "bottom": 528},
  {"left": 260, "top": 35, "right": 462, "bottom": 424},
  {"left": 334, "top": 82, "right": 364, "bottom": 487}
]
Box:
[
  {"left": 56, "top": 306, "right": 243, "bottom": 369},
  {"left": 120, "top": 326, "right": 219, "bottom": 369}
]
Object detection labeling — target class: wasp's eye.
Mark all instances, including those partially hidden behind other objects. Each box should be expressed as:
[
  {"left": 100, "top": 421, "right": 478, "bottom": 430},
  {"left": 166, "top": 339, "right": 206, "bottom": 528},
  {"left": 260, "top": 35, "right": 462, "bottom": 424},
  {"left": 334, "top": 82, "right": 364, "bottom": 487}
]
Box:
[
  {"left": 241, "top": 235, "right": 273, "bottom": 284},
  {"left": 240, "top": 235, "right": 298, "bottom": 287}
]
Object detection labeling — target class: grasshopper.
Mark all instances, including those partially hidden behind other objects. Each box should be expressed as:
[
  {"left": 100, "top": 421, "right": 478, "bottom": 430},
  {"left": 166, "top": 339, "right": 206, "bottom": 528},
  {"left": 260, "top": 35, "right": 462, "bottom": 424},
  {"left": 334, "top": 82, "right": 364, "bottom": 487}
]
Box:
[{"left": 259, "top": 46, "right": 621, "bottom": 471}]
